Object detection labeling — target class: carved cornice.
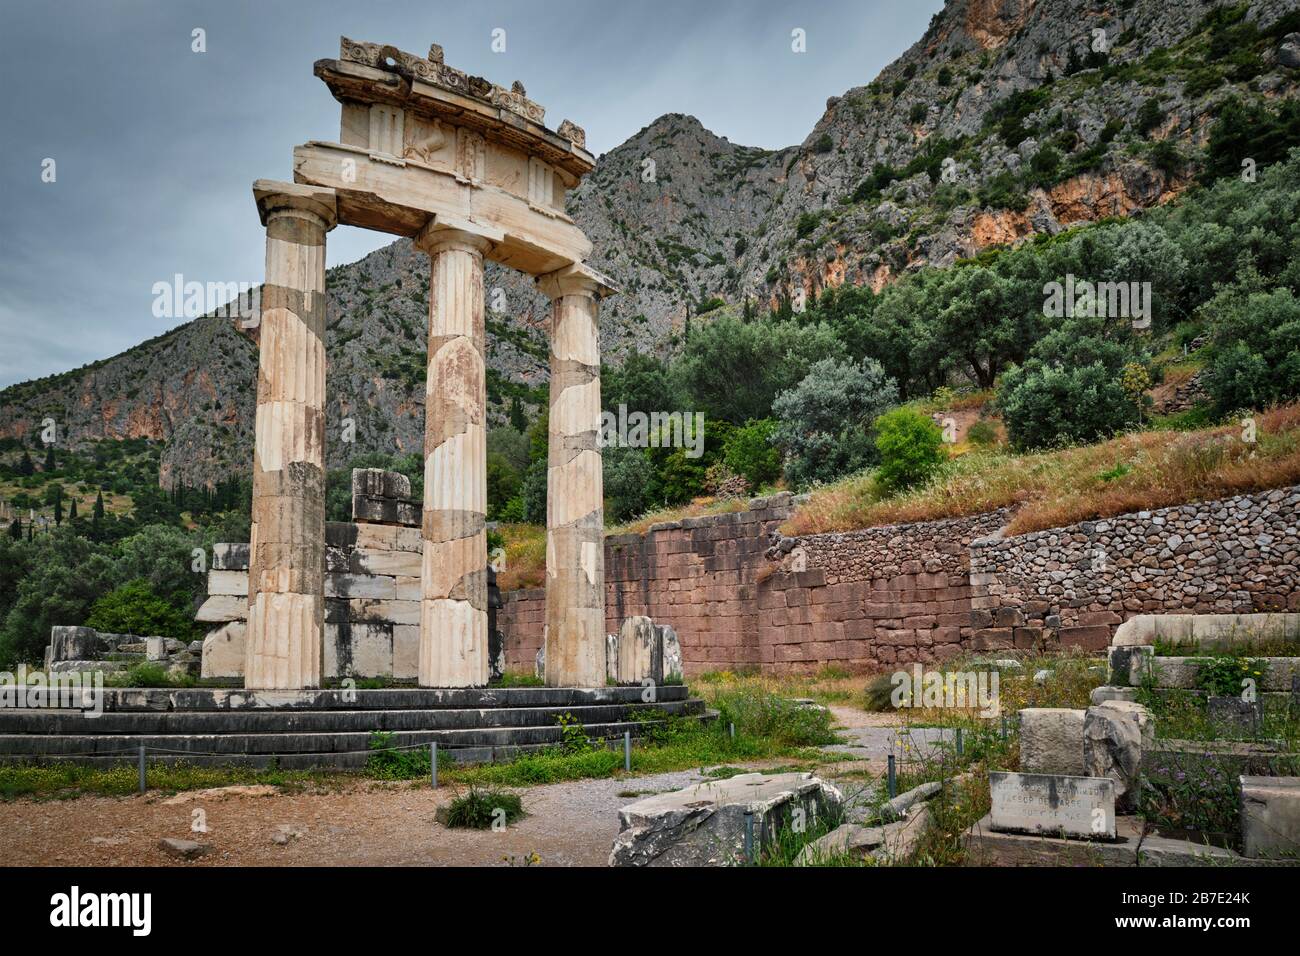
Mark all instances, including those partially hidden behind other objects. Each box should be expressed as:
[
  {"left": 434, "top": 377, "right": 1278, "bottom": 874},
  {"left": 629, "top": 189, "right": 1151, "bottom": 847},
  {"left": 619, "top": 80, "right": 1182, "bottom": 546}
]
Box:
[{"left": 340, "top": 37, "right": 571, "bottom": 138}]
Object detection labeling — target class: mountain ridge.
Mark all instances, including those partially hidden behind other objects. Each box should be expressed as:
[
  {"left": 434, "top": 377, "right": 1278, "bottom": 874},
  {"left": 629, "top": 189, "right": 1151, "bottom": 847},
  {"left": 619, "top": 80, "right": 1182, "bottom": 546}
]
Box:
[{"left": 3, "top": 0, "right": 1299, "bottom": 487}]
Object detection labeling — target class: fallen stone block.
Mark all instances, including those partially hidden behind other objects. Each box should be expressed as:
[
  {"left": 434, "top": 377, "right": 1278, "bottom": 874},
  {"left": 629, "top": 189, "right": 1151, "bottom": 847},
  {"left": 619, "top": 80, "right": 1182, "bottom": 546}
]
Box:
[
  {"left": 158, "top": 837, "right": 210, "bottom": 861},
  {"left": 616, "top": 616, "right": 660, "bottom": 685},
  {"left": 989, "top": 771, "right": 1116, "bottom": 840},
  {"left": 1090, "top": 686, "right": 1138, "bottom": 705},
  {"left": 1137, "top": 833, "right": 1258, "bottom": 867},
  {"left": 1240, "top": 775, "right": 1300, "bottom": 860},
  {"left": 878, "top": 780, "right": 941, "bottom": 822},
  {"left": 1019, "top": 708, "right": 1085, "bottom": 775},
  {"left": 201, "top": 622, "right": 245, "bottom": 679},
  {"left": 48, "top": 626, "right": 103, "bottom": 663},
  {"left": 610, "top": 772, "right": 842, "bottom": 867},
  {"left": 967, "top": 812, "right": 1140, "bottom": 866},
  {"left": 1084, "top": 701, "right": 1153, "bottom": 811},
  {"left": 48, "top": 660, "right": 126, "bottom": 674},
  {"left": 873, "top": 804, "right": 932, "bottom": 864},
  {"left": 793, "top": 823, "right": 884, "bottom": 865}
]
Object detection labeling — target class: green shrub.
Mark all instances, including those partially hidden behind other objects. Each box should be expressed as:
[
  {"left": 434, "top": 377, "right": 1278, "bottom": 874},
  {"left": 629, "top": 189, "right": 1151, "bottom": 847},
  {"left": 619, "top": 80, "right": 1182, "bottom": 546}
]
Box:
[
  {"left": 1203, "top": 289, "right": 1300, "bottom": 413},
  {"left": 442, "top": 787, "right": 525, "bottom": 829},
  {"left": 966, "top": 420, "right": 998, "bottom": 446},
  {"left": 86, "top": 579, "right": 196, "bottom": 641},
  {"left": 773, "top": 357, "right": 898, "bottom": 489},
  {"left": 976, "top": 171, "right": 1029, "bottom": 211},
  {"left": 873, "top": 407, "right": 945, "bottom": 493},
  {"left": 998, "top": 330, "right": 1144, "bottom": 449},
  {"left": 1194, "top": 656, "right": 1268, "bottom": 697},
  {"left": 711, "top": 688, "right": 837, "bottom": 747},
  {"left": 722, "top": 419, "right": 782, "bottom": 489}
]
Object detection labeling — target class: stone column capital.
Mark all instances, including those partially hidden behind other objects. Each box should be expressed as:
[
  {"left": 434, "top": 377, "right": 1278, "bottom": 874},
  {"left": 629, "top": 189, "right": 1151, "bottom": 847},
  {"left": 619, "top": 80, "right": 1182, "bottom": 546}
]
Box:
[
  {"left": 253, "top": 179, "right": 338, "bottom": 230},
  {"left": 414, "top": 218, "right": 497, "bottom": 258},
  {"left": 536, "top": 262, "right": 618, "bottom": 302}
]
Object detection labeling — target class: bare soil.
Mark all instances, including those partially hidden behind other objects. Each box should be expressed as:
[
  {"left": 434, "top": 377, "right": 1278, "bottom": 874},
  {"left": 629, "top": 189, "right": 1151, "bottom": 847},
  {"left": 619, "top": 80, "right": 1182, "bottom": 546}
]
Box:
[{"left": 0, "top": 703, "right": 895, "bottom": 867}]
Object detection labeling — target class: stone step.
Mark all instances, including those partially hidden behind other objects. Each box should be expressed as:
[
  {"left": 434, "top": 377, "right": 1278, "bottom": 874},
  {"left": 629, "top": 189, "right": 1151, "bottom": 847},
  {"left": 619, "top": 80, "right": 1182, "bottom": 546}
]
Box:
[
  {"left": 0, "top": 713, "right": 711, "bottom": 768},
  {"left": 0, "top": 698, "right": 704, "bottom": 735},
  {"left": 49, "top": 684, "right": 690, "bottom": 713}
]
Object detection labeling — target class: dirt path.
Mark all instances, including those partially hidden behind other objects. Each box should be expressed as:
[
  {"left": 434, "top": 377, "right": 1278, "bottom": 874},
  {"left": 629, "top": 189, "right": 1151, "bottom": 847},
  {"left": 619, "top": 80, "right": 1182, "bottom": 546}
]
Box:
[
  {"left": 0, "top": 766, "right": 753, "bottom": 867},
  {"left": 0, "top": 703, "right": 908, "bottom": 867}
]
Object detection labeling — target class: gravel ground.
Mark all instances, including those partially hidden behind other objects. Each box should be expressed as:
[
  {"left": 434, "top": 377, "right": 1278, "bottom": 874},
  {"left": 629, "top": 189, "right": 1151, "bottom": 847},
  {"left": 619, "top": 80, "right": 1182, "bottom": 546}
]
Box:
[{"left": 0, "top": 703, "right": 905, "bottom": 867}]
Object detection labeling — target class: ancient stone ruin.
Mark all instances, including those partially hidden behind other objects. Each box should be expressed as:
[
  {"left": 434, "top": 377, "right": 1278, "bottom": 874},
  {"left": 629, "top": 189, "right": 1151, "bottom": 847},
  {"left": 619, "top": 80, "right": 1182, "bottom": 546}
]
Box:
[{"left": 246, "top": 37, "right": 614, "bottom": 690}]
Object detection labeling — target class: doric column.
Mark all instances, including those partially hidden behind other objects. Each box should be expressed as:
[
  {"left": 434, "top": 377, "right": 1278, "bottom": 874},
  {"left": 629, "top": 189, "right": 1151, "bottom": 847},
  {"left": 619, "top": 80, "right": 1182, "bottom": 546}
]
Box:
[
  {"left": 414, "top": 224, "right": 493, "bottom": 687},
  {"left": 246, "top": 182, "right": 336, "bottom": 689},
  {"left": 537, "top": 264, "right": 614, "bottom": 687}
]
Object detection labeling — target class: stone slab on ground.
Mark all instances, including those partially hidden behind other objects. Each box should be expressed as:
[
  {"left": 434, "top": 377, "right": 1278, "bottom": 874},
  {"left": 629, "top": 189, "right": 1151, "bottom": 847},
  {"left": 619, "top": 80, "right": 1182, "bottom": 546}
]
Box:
[
  {"left": 967, "top": 813, "right": 1142, "bottom": 866},
  {"left": 989, "top": 771, "right": 1116, "bottom": 839},
  {"left": 1136, "top": 833, "right": 1263, "bottom": 867},
  {"left": 157, "top": 837, "right": 209, "bottom": 861},
  {"left": 1240, "top": 775, "right": 1300, "bottom": 860},
  {"left": 609, "top": 771, "right": 842, "bottom": 867},
  {"left": 1018, "top": 708, "right": 1085, "bottom": 775},
  {"left": 793, "top": 822, "right": 884, "bottom": 865},
  {"left": 1090, "top": 686, "right": 1138, "bottom": 705}
]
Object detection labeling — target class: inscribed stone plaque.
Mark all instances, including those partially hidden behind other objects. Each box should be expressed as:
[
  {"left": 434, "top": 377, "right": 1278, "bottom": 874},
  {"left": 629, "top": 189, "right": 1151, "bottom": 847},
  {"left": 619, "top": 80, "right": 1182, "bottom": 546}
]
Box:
[{"left": 989, "top": 771, "right": 1116, "bottom": 840}]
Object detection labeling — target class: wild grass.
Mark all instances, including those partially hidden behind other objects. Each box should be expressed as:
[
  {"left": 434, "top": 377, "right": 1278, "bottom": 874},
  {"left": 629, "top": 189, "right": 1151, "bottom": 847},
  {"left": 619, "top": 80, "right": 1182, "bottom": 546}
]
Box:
[
  {"left": 785, "top": 402, "right": 1300, "bottom": 536},
  {"left": 693, "top": 666, "right": 863, "bottom": 707},
  {"left": 440, "top": 787, "right": 525, "bottom": 828},
  {"left": 608, "top": 496, "right": 752, "bottom": 536},
  {"left": 0, "top": 761, "right": 327, "bottom": 801},
  {"left": 495, "top": 522, "right": 547, "bottom": 591}
]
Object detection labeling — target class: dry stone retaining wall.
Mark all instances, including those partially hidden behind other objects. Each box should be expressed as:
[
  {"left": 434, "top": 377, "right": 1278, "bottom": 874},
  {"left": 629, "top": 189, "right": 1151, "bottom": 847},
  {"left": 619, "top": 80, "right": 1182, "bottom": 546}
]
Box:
[{"left": 971, "top": 485, "right": 1300, "bottom": 653}]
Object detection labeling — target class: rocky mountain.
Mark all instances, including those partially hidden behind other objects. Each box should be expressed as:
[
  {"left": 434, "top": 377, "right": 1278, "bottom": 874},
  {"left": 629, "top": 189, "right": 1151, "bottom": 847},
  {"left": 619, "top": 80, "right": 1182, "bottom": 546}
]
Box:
[{"left": 3, "top": 0, "right": 1299, "bottom": 488}]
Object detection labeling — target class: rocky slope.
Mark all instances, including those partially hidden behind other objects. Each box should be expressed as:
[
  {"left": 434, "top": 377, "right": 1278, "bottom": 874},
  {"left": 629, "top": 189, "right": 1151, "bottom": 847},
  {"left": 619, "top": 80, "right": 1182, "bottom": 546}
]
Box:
[{"left": 3, "top": 0, "right": 1298, "bottom": 488}]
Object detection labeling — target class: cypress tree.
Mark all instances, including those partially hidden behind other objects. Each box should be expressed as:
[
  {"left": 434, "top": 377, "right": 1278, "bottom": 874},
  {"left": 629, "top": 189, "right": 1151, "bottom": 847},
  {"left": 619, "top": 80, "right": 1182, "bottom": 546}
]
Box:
[
  {"left": 43, "top": 444, "right": 55, "bottom": 472},
  {"left": 7, "top": 518, "right": 19, "bottom": 540}
]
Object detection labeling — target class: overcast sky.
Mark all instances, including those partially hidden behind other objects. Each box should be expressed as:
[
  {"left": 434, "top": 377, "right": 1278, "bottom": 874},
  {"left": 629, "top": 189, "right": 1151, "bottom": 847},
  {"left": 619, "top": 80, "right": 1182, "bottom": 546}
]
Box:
[{"left": 0, "top": 0, "right": 943, "bottom": 389}]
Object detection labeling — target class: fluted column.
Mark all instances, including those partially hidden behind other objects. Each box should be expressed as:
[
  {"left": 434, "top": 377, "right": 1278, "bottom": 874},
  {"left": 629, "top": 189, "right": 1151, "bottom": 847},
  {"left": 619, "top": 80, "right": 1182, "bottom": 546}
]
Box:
[
  {"left": 246, "top": 182, "right": 336, "bottom": 689},
  {"left": 414, "top": 225, "right": 493, "bottom": 687},
  {"left": 537, "top": 265, "right": 612, "bottom": 687}
]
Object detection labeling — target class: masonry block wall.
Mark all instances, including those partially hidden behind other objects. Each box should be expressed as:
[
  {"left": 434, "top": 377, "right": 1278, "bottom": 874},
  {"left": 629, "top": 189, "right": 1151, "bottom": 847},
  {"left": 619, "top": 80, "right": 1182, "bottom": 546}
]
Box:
[
  {"left": 499, "top": 485, "right": 1300, "bottom": 676},
  {"left": 758, "top": 511, "right": 1009, "bottom": 673},
  {"left": 499, "top": 494, "right": 795, "bottom": 675},
  {"left": 197, "top": 475, "right": 425, "bottom": 680}
]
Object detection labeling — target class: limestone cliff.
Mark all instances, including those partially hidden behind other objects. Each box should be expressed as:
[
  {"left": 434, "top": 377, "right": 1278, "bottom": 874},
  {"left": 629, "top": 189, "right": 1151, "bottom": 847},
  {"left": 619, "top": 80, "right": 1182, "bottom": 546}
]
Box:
[{"left": 2, "top": 0, "right": 1298, "bottom": 487}]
